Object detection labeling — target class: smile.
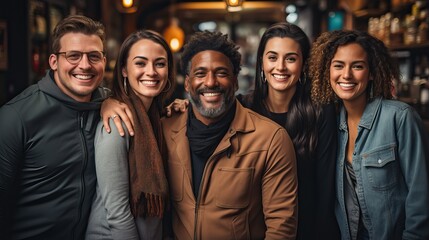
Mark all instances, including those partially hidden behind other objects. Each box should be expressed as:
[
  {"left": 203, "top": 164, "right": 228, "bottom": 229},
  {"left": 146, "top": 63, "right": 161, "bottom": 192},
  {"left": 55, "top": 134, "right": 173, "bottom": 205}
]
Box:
[
  {"left": 338, "top": 82, "right": 356, "bottom": 88},
  {"left": 202, "top": 92, "right": 221, "bottom": 97},
  {"left": 272, "top": 74, "right": 288, "bottom": 80},
  {"left": 73, "top": 74, "right": 94, "bottom": 80},
  {"left": 139, "top": 80, "right": 159, "bottom": 86}
]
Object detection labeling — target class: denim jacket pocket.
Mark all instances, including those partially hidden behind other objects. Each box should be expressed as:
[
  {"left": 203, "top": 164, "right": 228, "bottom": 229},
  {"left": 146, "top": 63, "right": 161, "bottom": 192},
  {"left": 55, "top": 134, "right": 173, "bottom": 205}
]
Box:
[
  {"left": 362, "top": 144, "right": 398, "bottom": 190},
  {"left": 215, "top": 167, "right": 254, "bottom": 209}
]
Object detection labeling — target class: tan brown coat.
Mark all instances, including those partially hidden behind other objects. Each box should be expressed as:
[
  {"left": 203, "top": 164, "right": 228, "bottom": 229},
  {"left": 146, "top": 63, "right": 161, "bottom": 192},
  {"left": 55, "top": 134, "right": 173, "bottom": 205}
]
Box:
[{"left": 162, "top": 101, "right": 298, "bottom": 240}]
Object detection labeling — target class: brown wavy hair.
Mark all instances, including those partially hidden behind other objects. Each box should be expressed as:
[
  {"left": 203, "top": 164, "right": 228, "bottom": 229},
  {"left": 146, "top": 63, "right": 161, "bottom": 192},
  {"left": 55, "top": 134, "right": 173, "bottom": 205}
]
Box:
[
  {"left": 309, "top": 30, "right": 398, "bottom": 105},
  {"left": 51, "top": 15, "right": 105, "bottom": 53}
]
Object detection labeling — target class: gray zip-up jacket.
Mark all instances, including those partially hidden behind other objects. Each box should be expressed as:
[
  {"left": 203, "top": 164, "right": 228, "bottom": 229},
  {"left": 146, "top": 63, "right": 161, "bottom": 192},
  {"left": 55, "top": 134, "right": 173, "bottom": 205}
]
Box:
[{"left": 0, "top": 70, "right": 108, "bottom": 239}]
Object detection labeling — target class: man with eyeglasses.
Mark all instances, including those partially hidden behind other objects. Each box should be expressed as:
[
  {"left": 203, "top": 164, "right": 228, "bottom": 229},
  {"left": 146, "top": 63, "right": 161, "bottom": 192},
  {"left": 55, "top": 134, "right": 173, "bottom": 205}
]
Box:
[{"left": 0, "top": 15, "right": 108, "bottom": 240}]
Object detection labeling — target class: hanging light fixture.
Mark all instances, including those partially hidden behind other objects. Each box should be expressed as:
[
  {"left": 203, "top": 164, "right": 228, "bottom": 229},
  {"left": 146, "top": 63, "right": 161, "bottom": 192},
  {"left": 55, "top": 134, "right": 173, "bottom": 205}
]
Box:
[
  {"left": 163, "top": 18, "right": 185, "bottom": 52},
  {"left": 116, "top": 0, "right": 139, "bottom": 13},
  {"left": 163, "top": 0, "right": 185, "bottom": 52},
  {"left": 225, "top": 0, "right": 244, "bottom": 12}
]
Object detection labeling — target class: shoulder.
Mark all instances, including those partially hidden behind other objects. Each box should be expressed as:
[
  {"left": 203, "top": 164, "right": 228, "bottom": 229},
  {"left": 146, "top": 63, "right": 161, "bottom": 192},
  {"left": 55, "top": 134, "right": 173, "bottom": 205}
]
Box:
[
  {"left": 0, "top": 84, "right": 43, "bottom": 127},
  {"left": 380, "top": 99, "right": 414, "bottom": 111},
  {"left": 95, "top": 119, "right": 130, "bottom": 148},
  {"left": 378, "top": 99, "right": 419, "bottom": 120},
  {"left": 238, "top": 105, "right": 290, "bottom": 142},
  {"left": 2, "top": 84, "right": 40, "bottom": 108},
  {"left": 161, "top": 110, "right": 187, "bottom": 131}
]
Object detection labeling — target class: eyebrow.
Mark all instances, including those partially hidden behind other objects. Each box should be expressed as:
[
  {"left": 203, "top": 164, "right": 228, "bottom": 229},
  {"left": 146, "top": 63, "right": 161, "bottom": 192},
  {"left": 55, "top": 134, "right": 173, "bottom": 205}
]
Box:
[
  {"left": 265, "top": 51, "right": 299, "bottom": 56},
  {"left": 191, "top": 66, "right": 230, "bottom": 72},
  {"left": 132, "top": 56, "right": 167, "bottom": 61},
  {"left": 331, "top": 60, "right": 366, "bottom": 64}
]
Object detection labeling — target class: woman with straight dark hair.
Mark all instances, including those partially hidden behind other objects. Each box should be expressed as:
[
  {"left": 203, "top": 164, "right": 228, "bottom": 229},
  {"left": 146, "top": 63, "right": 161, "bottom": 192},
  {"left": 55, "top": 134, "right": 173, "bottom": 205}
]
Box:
[
  {"left": 86, "top": 29, "right": 175, "bottom": 240},
  {"left": 238, "top": 22, "right": 339, "bottom": 239}
]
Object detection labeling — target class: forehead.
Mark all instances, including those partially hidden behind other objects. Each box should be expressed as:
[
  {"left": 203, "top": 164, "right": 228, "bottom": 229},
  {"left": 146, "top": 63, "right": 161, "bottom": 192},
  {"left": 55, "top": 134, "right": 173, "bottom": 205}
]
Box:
[
  {"left": 190, "top": 50, "right": 233, "bottom": 71},
  {"left": 264, "top": 37, "right": 301, "bottom": 54},
  {"left": 128, "top": 39, "right": 167, "bottom": 58},
  {"left": 333, "top": 43, "right": 367, "bottom": 60},
  {"left": 59, "top": 32, "right": 103, "bottom": 51}
]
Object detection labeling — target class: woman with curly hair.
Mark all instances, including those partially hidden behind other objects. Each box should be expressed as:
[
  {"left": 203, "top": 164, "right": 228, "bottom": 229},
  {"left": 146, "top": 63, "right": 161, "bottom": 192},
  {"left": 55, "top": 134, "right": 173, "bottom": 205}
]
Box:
[{"left": 309, "top": 29, "right": 429, "bottom": 240}]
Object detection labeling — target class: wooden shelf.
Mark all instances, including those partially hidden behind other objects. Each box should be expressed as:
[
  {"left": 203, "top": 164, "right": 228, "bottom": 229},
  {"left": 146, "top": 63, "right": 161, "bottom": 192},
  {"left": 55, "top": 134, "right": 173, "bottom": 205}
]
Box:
[
  {"left": 388, "top": 42, "right": 429, "bottom": 51},
  {"left": 353, "top": 8, "right": 387, "bottom": 18}
]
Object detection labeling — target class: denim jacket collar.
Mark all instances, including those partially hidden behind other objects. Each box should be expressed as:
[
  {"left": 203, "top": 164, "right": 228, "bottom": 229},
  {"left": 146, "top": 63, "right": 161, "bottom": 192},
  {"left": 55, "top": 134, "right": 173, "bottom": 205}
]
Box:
[{"left": 338, "top": 97, "right": 383, "bottom": 131}]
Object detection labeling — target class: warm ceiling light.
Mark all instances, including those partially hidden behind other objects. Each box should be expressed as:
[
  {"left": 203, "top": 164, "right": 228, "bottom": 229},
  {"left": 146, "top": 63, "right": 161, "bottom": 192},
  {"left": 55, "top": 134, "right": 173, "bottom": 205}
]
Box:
[
  {"left": 116, "top": 0, "right": 139, "bottom": 13},
  {"left": 122, "top": 0, "right": 133, "bottom": 8},
  {"left": 225, "top": 0, "right": 244, "bottom": 12},
  {"left": 163, "top": 18, "right": 185, "bottom": 52}
]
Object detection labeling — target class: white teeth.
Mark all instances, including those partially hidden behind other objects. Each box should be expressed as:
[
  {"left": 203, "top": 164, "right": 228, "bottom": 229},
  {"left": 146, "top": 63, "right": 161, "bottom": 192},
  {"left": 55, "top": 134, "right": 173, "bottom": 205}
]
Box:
[
  {"left": 203, "top": 92, "right": 221, "bottom": 97},
  {"left": 141, "top": 80, "right": 158, "bottom": 85},
  {"left": 339, "top": 83, "right": 355, "bottom": 87},
  {"left": 273, "top": 74, "right": 287, "bottom": 79},
  {"left": 75, "top": 74, "right": 92, "bottom": 80}
]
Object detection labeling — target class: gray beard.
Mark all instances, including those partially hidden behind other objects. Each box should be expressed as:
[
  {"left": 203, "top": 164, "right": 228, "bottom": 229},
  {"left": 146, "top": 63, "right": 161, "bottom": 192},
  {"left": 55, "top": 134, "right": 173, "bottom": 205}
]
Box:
[{"left": 187, "top": 92, "right": 233, "bottom": 119}]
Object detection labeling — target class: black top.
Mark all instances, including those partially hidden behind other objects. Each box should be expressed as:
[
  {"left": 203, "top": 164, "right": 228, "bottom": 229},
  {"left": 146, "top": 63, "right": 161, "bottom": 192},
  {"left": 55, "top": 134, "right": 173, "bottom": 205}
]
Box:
[{"left": 186, "top": 103, "right": 236, "bottom": 198}]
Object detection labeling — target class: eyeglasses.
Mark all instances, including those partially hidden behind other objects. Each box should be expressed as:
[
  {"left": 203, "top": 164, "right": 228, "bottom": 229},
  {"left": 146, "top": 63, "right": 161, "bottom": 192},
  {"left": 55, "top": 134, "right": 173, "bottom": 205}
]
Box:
[{"left": 56, "top": 51, "right": 105, "bottom": 64}]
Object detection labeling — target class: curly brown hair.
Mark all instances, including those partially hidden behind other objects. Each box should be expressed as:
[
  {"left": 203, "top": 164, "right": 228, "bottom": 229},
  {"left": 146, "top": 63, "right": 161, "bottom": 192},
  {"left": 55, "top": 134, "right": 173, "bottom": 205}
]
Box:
[{"left": 309, "top": 30, "right": 398, "bottom": 105}]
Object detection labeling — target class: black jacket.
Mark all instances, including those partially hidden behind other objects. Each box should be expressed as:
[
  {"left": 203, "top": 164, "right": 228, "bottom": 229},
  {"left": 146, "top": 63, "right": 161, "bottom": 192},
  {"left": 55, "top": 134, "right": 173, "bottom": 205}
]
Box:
[{"left": 0, "top": 71, "right": 107, "bottom": 239}]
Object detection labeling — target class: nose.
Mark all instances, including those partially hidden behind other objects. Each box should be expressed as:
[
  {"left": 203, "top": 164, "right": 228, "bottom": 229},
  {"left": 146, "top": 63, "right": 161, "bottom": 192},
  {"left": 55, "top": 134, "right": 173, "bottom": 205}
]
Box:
[
  {"left": 145, "top": 63, "right": 158, "bottom": 76},
  {"left": 342, "top": 66, "right": 352, "bottom": 79},
  {"left": 204, "top": 72, "right": 217, "bottom": 88},
  {"left": 78, "top": 54, "right": 91, "bottom": 69},
  {"left": 276, "top": 59, "right": 286, "bottom": 71}
]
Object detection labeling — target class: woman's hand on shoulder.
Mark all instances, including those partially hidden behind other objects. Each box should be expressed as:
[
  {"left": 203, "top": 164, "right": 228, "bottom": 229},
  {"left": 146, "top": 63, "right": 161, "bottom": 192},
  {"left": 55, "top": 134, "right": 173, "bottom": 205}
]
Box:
[
  {"left": 101, "top": 98, "right": 135, "bottom": 136},
  {"left": 165, "top": 99, "right": 189, "bottom": 117}
]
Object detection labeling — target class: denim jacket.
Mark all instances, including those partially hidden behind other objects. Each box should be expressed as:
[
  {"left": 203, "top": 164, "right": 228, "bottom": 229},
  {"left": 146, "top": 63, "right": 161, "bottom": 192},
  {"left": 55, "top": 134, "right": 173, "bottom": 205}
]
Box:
[{"left": 335, "top": 97, "right": 429, "bottom": 240}]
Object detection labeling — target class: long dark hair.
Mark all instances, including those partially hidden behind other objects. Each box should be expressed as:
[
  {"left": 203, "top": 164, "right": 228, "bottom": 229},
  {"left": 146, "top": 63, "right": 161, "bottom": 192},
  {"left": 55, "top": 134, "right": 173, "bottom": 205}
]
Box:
[
  {"left": 250, "top": 22, "right": 319, "bottom": 160},
  {"left": 111, "top": 29, "right": 176, "bottom": 156}
]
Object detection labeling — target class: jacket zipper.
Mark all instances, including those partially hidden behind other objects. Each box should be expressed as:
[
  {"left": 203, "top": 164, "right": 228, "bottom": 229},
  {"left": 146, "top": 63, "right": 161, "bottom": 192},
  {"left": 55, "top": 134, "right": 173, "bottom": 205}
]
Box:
[
  {"left": 193, "top": 145, "right": 231, "bottom": 240},
  {"left": 72, "top": 112, "right": 88, "bottom": 240}
]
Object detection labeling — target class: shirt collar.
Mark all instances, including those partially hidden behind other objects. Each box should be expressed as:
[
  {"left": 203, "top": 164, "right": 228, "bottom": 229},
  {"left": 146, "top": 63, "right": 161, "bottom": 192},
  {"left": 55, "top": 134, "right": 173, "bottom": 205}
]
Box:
[{"left": 339, "top": 97, "right": 383, "bottom": 131}]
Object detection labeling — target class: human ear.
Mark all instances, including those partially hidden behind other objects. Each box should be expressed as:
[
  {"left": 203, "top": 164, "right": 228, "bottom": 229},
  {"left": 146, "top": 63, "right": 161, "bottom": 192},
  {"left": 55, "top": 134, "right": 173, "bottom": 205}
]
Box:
[
  {"left": 184, "top": 75, "right": 190, "bottom": 93},
  {"left": 49, "top": 54, "right": 58, "bottom": 70},
  {"left": 121, "top": 67, "right": 127, "bottom": 78}
]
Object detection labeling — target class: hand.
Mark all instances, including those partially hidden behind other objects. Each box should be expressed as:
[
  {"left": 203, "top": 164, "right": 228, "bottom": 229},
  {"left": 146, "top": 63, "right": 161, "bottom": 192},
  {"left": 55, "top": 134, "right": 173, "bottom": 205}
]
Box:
[
  {"left": 165, "top": 99, "right": 189, "bottom": 117},
  {"left": 101, "top": 98, "right": 135, "bottom": 136}
]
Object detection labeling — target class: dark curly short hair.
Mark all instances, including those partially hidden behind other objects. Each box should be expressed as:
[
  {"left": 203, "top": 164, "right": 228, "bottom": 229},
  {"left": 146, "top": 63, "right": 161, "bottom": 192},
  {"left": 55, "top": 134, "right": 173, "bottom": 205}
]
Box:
[
  {"left": 309, "top": 30, "right": 398, "bottom": 105},
  {"left": 180, "top": 31, "right": 241, "bottom": 76}
]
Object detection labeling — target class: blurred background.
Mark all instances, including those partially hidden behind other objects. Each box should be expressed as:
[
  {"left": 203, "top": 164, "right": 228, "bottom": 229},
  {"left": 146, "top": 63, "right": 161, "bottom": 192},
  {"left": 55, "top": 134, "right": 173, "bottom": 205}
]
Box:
[{"left": 0, "top": 0, "right": 428, "bottom": 129}]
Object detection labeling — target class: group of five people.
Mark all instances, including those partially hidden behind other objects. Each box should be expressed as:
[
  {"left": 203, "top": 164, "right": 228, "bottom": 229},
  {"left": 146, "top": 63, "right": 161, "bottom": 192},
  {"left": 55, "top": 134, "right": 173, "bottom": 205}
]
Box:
[{"left": 1, "top": 14, "right": 428, "bottom": 240}]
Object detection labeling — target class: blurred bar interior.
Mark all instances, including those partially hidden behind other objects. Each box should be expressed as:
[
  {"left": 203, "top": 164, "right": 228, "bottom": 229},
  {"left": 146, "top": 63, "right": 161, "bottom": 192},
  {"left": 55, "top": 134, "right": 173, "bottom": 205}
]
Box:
[{"left": 0, "top": 0, "right": 428, "bottom": 130}]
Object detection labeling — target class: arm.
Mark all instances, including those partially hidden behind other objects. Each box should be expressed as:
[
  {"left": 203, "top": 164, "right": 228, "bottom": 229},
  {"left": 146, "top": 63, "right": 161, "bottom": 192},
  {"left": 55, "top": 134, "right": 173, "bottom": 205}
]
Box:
[
  {"left": 94, "top": 120, "right": 139, "bottom": 240},
  {"left": 397, "top": 108, "right": 429, "bottom": 239},
  {"left": 314, "top": 104, "right": 340, "bottom": 237},
  {"left": 0, "top": 106, "right": 24, "bottom": 237},
  {"left": 263, "top": 128, "right": 298, "bottom": 240},
  {"left": 101, "top": 98, "right": 135, "bottom": 136}
]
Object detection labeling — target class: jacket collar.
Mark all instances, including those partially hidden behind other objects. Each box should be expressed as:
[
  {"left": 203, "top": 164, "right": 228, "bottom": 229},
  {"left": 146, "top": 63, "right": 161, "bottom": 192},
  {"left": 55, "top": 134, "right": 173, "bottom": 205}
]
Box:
[
  {"left": 165, "top": 100, "right": 257, "bottom": 186},
  {"left": 339, "top": 97, "right": 382, "bottom": 131},
  {"left": 37, "top": 70, "right": 106, "bottom": 111}
]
